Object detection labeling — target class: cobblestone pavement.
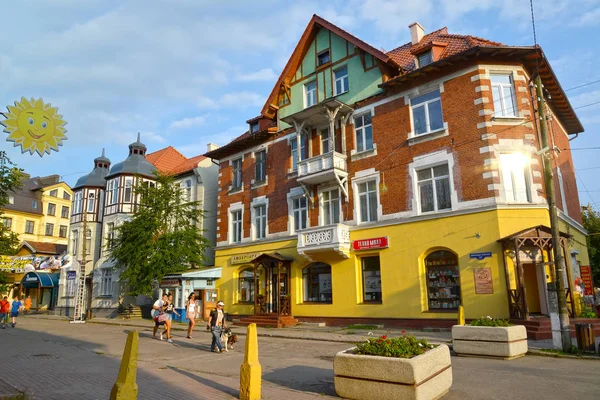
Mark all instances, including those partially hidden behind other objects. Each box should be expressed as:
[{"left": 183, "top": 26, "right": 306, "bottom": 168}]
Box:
[{"left": 1, "top": 317, "right": 600, "bottom": 400}]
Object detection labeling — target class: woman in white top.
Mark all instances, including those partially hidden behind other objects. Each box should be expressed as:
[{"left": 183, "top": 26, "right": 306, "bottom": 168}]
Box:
[{"left": 186, "top": 293, "right": 197, "bottom": 339}]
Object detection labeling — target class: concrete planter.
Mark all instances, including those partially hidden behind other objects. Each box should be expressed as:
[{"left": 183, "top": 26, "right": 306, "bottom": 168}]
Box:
[
  {"left": 333, "top": 344, "right": 452, "bottom": 400},
  {"left": 452, "top": 325, "right": 528, "bottom": 359}
]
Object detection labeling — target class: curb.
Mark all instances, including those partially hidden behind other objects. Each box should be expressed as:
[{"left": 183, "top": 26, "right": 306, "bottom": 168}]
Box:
[{"left": 526, "top": 349, "right": 600, "bottom": 361}]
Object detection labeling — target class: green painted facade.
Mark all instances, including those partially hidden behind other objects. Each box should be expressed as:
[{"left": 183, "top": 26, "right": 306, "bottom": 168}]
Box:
[{"left": 278, "top": 28, "right": 385, "bottom": 130}]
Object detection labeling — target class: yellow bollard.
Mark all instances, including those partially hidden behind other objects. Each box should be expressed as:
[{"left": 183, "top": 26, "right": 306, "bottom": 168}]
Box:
[
  {"left": 110, "top": 330, "right": 139, "bottom": 400},
  {"left": 240, "top": 323, "right": 261, "bottom": 400},
  {"left": 458, "top": 305, "right": 465, "bottom": 326}
]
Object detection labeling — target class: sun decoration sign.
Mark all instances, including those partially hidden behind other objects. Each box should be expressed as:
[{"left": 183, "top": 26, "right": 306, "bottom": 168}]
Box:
[{"left": 1, "top": 97, "right": 67, "bottom": 156}]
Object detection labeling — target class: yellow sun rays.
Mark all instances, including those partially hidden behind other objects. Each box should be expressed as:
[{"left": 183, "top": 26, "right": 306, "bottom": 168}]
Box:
[{"left": 1, "top": 97, "right": 68, "bottom": 157}]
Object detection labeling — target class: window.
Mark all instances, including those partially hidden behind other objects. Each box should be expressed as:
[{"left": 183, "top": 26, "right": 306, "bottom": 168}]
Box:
[
  {"left": 32, "top": 200, "right": 38, "bottom": 209},
  {"left": 417, "top": 51, "right": 433, "bottom": 67},
  {"left": 253, "top": 204, "right": 267, "bottom": 239},
  {"left": 358, "top": 180, "right": 378, "bottom": 223},
  {"left": 66, "top": 272, "right": 76, "bottom": 297},
  {"left": 499, "top": 153, "right": 531, "bottom": 203},
  {"left": 251, "top": 122, "right": 259, "bottom": 134},
  {"left": 2, "top": 218, "right": 11, "bottom": 229},
  {"left": 362, "top": 256, "right": 382, "bottom": 302},
  {"left": 59, "top": 225, "right": 68, "bottom": 238},
  {"left": 334, "top": 66, "right": 349, "bottom": 95},
  {"left": 321, "top": 128, "right": 331, "bottom": 154},
  {"left": 291, "top": 135, "right": 308, "bottom": 171},
  {"left": 107, "top": 179, "right": 118, "bottom": 205},
  {"left": 181, "top": 180, "right": 192, "bottom": 202},
  {"left": 303, "top": 263, "right": 332, "bottom": 303},
  {"left": 74, "top": 191, "right": 83, "bottom": 214},
  {"left": 255, "top": 151, "right": 266, "bottom": 183},
  {"left": 305, "top": 81, "right": 317, "bottom": 108},
  {"left": 87, "top": 193, "right": 95, "bottom": 213},
  {"left": 25, "top": 220, "right": 35, "bottom": 234},
  {"left": 63, "top": 192, "right": 71, "bottom": 200},
  {"left": 106, "top": 223, "right": 115, "bottom": 251},
  {"left": 45, "top": 223, "right": 54, "bottom": 236},
  {"left": 85, "top": 229, "right": 92, "bottom": 255},
  {"left": 124, "top": 178, "right": 133, "bottom": 202},
  {"left": 292, "top": 197, "right": 308, "bottom": 232},
  {"left": 8, "top": 196, "right": 14, "bottom": 204},
  {"left": 231, "top": 210, "right": 242, "bottom": 243},
  {"left": 354, "top": 113, "right": 373, "bottom": 153},
  {"left": 72, "top": 230, "right": 78, "bottom": 255},
  {"left": 425, "top": 250, "right": 461, "bottom": 310},
  {"left": 238, "top": 269, "right": 254, "bottom": 303},
  {"left": 100, "top": 269, "right": 113, "bottom": 296},
  {"left": 321, "top": 188, "right": 341, "bottom": 225},
  {"left": 49, "top": 189, "right": 58, "bottom": 197},
  {"left": 317, "top": 50, "right": 330, "bottom": 66},
  {"left": 411, "top": 90, "right": 443, "bottom": 135},
  {"left": 232, "top": 158, "right": 242, "bottom": 190},
  {"left": 61, "top": 205, "right": 69, "bottom": 218},
  {"left": 47, "top": 203, "right": 56, "bottom": 216},
  {"left": 491, "top": 74, "right": 517, "bottom": 117},
  {"left": 417, "top": 164, "right": 451, "bottom": 212}
]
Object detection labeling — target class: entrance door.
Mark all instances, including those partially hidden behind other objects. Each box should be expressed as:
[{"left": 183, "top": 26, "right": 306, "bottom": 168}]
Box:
[
  {"left": 523, "top": 263, "right": 541, "bottom": 314},
  {"left": 202, "top": 289, "right": 218, "bottom": 320}
]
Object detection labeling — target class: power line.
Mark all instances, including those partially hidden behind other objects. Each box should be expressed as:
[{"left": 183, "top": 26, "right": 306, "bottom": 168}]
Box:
[
  {"left": 573, "top": 100, "right": 600, "bottom": 110},
  {"left": 565, "top": 79, "right": 600, "bottom": 92},
  {"left": 575, "top": 170, "right": 600, "bottom": 210},
  {"left": 530, "top": 0, "right": 537, "bottom": 46}
]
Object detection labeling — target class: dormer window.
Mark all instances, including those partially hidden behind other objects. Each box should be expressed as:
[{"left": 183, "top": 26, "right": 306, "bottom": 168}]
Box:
[
  {"left": 317, "top": 50, "right": 330, "bottom": 66},
  {"left": 417, "top": 51, "right": 433, "bottom": 67},
  {"left": 251, "top": 122, "right": 259, "bottom": 134}
]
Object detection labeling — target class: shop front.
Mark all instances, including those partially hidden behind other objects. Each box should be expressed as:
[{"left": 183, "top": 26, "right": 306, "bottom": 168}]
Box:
[{"left": 20, "top": 271, "right": 60, "bottom": 311}]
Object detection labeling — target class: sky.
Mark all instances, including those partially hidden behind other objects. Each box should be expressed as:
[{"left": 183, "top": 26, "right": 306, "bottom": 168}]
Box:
[{"left": 1, "top": 0, "right": 599, "bottom": 205}]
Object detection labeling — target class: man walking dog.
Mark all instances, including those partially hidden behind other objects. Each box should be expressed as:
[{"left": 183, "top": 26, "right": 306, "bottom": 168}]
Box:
[{"left": 207, "top": 301, "right": 227, "bottom": 353}]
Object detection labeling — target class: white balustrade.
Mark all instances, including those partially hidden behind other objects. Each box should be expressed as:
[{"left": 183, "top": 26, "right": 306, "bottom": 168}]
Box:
[
  {"left": 298, "top": 152, "right": 347, "bottom": 179},
  {"left": 297, "top": 223, "right": 351, "bottom": 260}
]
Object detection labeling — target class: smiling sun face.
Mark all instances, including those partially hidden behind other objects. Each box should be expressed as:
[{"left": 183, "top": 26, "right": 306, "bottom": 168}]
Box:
[{"left": 1, "top": 97, "right": 67, "bottom": 156}]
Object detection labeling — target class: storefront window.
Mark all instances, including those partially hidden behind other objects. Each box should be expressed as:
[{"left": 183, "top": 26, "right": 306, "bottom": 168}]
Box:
[
  {"left": 303, "top": 263, "right": 332, "bottom": 303},
  {"left": 425, "top": 250, "right": 461, "bottom": 310},
  {"left": 362, "top": 256, "right": 382, "bottom": 302},
  {"left": 239, "top": 268, "right": 254, "bottom": 303}
]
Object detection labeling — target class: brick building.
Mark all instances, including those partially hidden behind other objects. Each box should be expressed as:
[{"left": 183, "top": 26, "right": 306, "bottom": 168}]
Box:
[{"left": 205, "top": 15, "right": 589, "bottom": 328}]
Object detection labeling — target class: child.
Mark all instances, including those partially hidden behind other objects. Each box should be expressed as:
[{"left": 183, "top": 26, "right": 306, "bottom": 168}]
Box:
[
  {"left": 0, "top": 296, "right": 9, "bottom": 329},
  {"left": 25, "top": 296, "right": 31, "bottom": 314},
  {"left": 10, "top": 296, "right": 23, "bottom": 328}
]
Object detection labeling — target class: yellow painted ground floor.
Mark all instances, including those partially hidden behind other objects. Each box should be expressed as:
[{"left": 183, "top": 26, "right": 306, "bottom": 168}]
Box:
[{"left": 213, "top": 208, "right": 589, "bottom": 325}]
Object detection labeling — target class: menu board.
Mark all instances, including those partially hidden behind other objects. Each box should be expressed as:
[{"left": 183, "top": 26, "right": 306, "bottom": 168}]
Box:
[
  {"left": 580, "top": 266, "right": 594, "bottom": 296},
  {"left": 474, "top": 268, "right": 493, "bottom": 294}
]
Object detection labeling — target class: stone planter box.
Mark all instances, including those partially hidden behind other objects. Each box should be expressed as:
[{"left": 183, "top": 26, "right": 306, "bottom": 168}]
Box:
[
  {"left": 333, "top": 344, "right": 452, "bottom": 400},
  {"left": 452, "top": 325, "right": 528, "bottom": 359}
]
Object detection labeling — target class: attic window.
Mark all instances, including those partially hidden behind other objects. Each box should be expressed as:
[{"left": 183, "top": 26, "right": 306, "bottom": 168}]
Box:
[
  {"left": 417, "top": 51, "right": 433, "bottom": 67},
  {"left": 317, "top": 50, "right": 330, "bottom": 66},
  {"left": 251, "top": 122, "right": 259, "bottom": 134}
]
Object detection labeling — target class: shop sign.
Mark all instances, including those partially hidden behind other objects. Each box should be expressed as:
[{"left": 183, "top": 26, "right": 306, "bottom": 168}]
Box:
[
  {"left": 474, "top": 268, "right": 493, "bottom": 294},
  {"left": 580, "top": 266, "right": 594, "bottom": 295},
  {"left": 25, "top": 275, "right": 38, "bottom": 282},
  {"left": 352, "top": 237, "right": 389, "bottom": 251},
  {"left": 231, "top": 253, "right": 261, "bottom": 265},
  {"left": 469, "top": 252, "right": 492, "bottom": 260},
  {"left": 160, "top": 278, "right": 180, "bottom": 287},
  {"left": 66, "top": 271, "right": 76, "bottom": 280}
]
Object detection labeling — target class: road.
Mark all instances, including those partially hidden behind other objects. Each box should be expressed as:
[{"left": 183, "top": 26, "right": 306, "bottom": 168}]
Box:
[{"left": 0, "top": 317, "right": 599, "bottom": 399}]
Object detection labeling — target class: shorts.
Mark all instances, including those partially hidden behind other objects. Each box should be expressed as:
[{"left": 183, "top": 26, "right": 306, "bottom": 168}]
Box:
[
  {"left": 11, "top": 312, "right": 19, "bottom": 318},
  {"left": 166, "top": 313, "right": 172, "bottom": 321}
]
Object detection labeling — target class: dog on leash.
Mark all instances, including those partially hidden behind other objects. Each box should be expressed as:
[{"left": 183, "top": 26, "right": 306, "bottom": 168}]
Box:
[{"left": 220, "top": 327, "right": 238, "bottom": 352}]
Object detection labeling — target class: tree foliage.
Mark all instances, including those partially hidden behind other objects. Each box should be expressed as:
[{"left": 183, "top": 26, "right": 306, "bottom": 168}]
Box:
[
  {"left": 0, "top": 151, "right": 23, "bottom": 256},
  {"left": 581, "top": 206, "right": 600, "bottom": 285},
  {"left": 108, "top": 172, "right": 210, "bottom": 296}
]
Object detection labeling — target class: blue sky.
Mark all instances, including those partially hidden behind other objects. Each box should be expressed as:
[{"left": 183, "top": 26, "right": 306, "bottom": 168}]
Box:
[{"left": 1, "top": 0, "right": 599, "bottom": 206}]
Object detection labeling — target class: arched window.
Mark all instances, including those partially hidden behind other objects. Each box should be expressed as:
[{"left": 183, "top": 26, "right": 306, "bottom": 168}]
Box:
[
  {"left": 425, "top": 250, "right": 461, "bottom": 310},
  {"left": 238, "top": 268, "right": 254, "bottom": 303},
  {"left": 303, "top": 263, "right": 332, "bottom": 303}
]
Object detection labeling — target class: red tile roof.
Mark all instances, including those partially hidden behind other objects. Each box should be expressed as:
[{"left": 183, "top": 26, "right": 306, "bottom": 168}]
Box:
[
  {"left": 147, "top": 146, "right": 206, "bottom": 176},
  {"left": 169, "top": 154, "right": 207, "bottom": 176},
  {"left": 20, "top": 241, "right": 67, "bottom": 255}
]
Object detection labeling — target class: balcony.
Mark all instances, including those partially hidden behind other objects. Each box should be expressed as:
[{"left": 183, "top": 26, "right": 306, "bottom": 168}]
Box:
[
  {"left": 297, "top": 224, "right": 351, "bottom": 261},
  {"left": 297, "top": 152, "right": 347, "bottom": 185}
]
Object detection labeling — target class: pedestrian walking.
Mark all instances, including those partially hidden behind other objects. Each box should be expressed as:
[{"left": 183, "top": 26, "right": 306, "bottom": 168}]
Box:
[
  {"left": 207, "top": 300, "right": 226, "bottom": 353},
  {"left": 186, "top": 293, "right": 197, "bottom": 339},
  {"left": 152, "top": 293, "right": 168, "bottom": 340},
  {"left": 10, "top": 296, "right": 23, "bottom": 328},
  {"left": 24, "top": 296, "right": 31, "bottom": 314},
  {"left": 164, "top": 293, "right": 180, "bottom": 343},
  {"left": 0, "top": 296, "right": 10, "bottom": 329}
]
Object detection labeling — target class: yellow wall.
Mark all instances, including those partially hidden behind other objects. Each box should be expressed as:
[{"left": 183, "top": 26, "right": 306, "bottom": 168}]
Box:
[{"left": 214, "top": 208, "right": 589, "bottom": 321}]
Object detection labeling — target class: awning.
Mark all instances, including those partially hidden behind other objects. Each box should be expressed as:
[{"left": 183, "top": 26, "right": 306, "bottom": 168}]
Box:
[
  {"left": 281, "top": 99, "right": 353, "bottom": 127},
  {"left": 21, "top": 272, "right": 59, "bottom": 289}
]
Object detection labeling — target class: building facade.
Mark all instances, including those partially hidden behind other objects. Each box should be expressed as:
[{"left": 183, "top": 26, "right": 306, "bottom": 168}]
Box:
[{"left": 206, "top": 16, "right": 589, "bottom": 327}]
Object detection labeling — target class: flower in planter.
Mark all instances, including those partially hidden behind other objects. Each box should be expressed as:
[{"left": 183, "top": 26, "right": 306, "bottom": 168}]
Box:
[{"left": 354, "top": 335, "right": 436, "bottom": 358}]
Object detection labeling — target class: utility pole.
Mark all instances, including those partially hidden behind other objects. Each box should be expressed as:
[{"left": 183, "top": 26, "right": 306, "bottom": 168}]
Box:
[{"left": 534, "top": 74, "right": 571, "bottom": 351}]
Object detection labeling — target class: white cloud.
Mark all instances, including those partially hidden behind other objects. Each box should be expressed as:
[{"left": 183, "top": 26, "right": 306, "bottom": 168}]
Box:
[
  {"left": 236, "top": 68, "right": 278, "bottom": 82},
  {"left": 196, "top": 92, "right": 264, "bottom": 110},
  {"left": 168, "top": 116, "right": 206, "bottom": 130},
  {"left": 576, "top": 7, "right": 600, "bottom": 26}
]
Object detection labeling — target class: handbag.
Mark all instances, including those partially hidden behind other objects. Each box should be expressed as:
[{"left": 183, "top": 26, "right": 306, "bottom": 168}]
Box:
[{"left": 157, "top": 313, "right": 168, "bottom": 323}]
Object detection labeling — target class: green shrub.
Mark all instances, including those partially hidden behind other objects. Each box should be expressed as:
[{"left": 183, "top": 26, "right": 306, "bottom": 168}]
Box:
[
  {"left": 346, "top": 324, "right": 380, "bottom": 330},
  {"left": 470, "top": 316, "right": 512, "bottom": 327},
  {"left": 354, "top": 335, "right": 435, "bottom": 358}
]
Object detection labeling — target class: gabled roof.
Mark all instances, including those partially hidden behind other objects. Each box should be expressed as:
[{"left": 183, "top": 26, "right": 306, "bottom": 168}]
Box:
[
  {"left": 19, "top": 241, "right": 68, "bottom": 256},
  {"left": 261, "top": 14, "right": 401, "bottom": 118},
  {"left": 147, "top": 146, "right": 206, "bottom": 176}
]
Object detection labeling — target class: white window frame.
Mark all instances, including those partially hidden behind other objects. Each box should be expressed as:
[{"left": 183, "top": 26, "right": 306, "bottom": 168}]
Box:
[
  {"left": 8, "top": 196, "right": 14, "bottom": 204},
  {"left": 72, "top": 230, "right": 78, "bottom": 255},
  {"left": 2, "top": 217, "right": 12, "bottom": 229},
  {"left": 107, "top": 179, "right": 118, "bottom": 205},
  {"left": 255, "top": 150, "right": 267, "bottom": 183},
  {"left": 499, "top": 153, "right": 532, "bottom": 204},
  {"left": 334, "top": 65, "right": 349, "bottom": 95},
  {"left": 490, "top": 73, "right": 517, "bottom": 117},
  {"left": 408, "top": 151, "right": 458, "bottom": 215},
  {"left": 228, "top": 204, "right": 243, "bottom": 244},
  {"left": 304, "top": 80, "right": 317, "bottom": 108},
  {"left": 251, "top": 197, "right": 268, "bottom": 240},
  {"left": 181, "top": 179, "right": 193, "bottom": 202},
  {"left": 290, "top": 134, "right": 308, "bottom": 171},
  {"left": 106, "top": 222, "right": 115, "bottom": 252},
  {"left": 25, "top": 220, "right": 35, "bottom": 234},
  {"left": 87, "top": 192, "right": 95, "bottom": 213},
  {"left": 354, "top": 112, "right": 374, "bottom": 153},
  {"left": 352, "top": 171, "right": 382, "bottom": 224},
  {"left": 85, "top": 229, "right": 92, "bottom": 255},
  {"left": 287, "top": 187, "right": 309, "bottom": 234},
  {"left": 59, "top": 225, "right": 68, "bottom": 238},
  {"left": 100, "top": 268, "right": 112, "bottom": 296},
  {"left": 74, "top": 191, "right": 83, "bottom": 214},
  {"left": 319, "top": 186, "right": 342, "bottom": 226},
  {"left": 409, "top": 89, "right": 445, "bottom": 137},
  {"left": 231, "top": 158, "right": 243, "bottom": 190},
  {"left": 123, "top": 177, "right": 133, "bottom": 203},
  {"left": 320, "top": 127, "right": 331, "bottom": 154},
  {"left": 416, "top": 164, "right": 452, "bottom": 213}
]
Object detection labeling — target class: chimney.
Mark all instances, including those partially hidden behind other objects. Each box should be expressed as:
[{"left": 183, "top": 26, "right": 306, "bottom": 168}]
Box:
[
  {"left": 206, "top": 143, "right": 220, "bottom": 152},
  {"left": 409, "top": 22, "right": 424, "bottom": 45}
]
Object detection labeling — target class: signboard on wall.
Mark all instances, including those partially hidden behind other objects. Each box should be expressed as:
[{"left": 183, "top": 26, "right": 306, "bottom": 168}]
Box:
[
  {"left": 474, "top": 268, "right": 494, "bottom": 294},
  {"left": 66, "top": 271, "right": 76, "bottom": 280},
  {"left": 580, "top": 266, "right": 594, "bottom": 295},
  {"left": 231, "top": 253, "right": 261, "bottom": 265},
  {"left": 352, "top": 237, "right": 389, "bottom": 251},
  {"left": 160, "top": 278, "right": 180, "bottom": 287}
]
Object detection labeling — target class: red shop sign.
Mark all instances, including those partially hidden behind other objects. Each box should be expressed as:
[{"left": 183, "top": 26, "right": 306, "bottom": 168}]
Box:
[
  {"left": 353, "top": 237, "right": 389, "bottom": 251},
  {"left": 580, "top": 266, "right": 594, "bottom": 296}
]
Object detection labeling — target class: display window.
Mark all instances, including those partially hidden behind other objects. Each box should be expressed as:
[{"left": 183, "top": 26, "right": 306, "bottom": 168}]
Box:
[{"left": 425, "top": 250, "right": 461, "bottom": 310}]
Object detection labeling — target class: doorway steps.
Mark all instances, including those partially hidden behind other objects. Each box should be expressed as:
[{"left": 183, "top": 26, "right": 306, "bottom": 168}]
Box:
[
  {"left": 118, "top": 305, "right": 143, "bottom": 320},
  {"left": 513, "top": 317, "right": 600, "bottom": 340},
  {"left": 236, "top": 314, "right": 299, "bottom": 328}
]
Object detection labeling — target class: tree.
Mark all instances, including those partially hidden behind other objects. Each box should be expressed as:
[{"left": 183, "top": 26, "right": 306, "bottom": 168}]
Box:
[
  {"left": 581, "top": 206, "right": 600, "bottom": 285},
  {"left": 0, "top": 151, "right": 23, "bottom": 255},
  {"left": 108, "top": 172, "right": 210, "bottom": 296}
]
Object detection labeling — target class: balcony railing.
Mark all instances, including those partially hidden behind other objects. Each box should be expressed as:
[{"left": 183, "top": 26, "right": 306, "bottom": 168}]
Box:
[
  {"left": 297, "top": 223, "right": 351, "bottom": 261},
  {"left": 297, "top": 152, "right": 347, "bottom": 184}
]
